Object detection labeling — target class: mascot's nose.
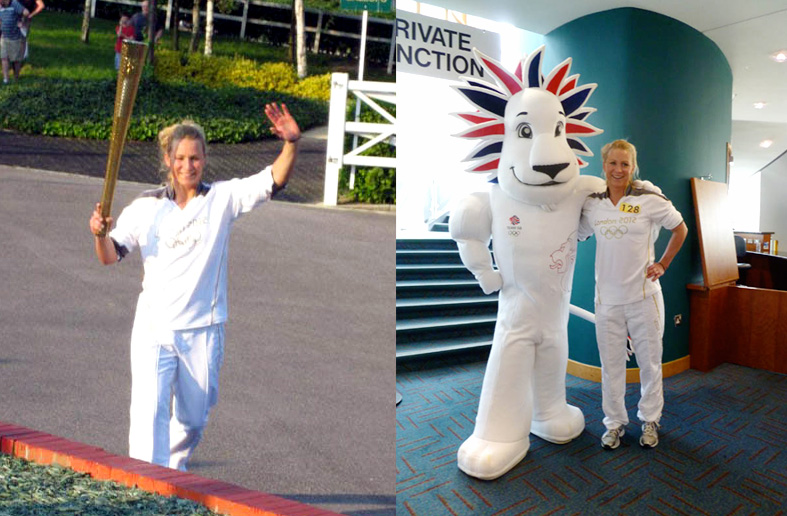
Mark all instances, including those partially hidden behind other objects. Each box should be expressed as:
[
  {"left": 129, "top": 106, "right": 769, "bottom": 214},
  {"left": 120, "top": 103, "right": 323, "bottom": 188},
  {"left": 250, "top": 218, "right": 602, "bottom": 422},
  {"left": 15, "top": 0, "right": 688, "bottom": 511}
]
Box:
[{"left": 533, "top": 163, "right": 569, "bottom": 180}]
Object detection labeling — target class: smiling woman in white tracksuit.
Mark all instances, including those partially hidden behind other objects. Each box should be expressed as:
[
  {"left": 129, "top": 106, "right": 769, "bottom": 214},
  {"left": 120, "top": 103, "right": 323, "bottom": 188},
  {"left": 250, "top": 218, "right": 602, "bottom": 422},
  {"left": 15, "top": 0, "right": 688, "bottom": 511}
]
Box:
[
  {"left": 88, "top": 103, "right": 300, "bottom": 470},
  {"left": 579, "top": 139, "right": 687, "bottom": 451}
]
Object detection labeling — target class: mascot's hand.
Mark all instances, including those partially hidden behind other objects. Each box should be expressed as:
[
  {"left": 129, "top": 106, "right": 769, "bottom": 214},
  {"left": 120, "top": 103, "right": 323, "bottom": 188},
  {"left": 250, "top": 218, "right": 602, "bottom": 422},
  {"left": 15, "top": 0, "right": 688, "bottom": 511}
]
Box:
[
  {"left": 633, "top": 179, "right": 662, "bottom": 195},
  {"left": 477, "top": 269, "right": 503, "bottom": 294}
]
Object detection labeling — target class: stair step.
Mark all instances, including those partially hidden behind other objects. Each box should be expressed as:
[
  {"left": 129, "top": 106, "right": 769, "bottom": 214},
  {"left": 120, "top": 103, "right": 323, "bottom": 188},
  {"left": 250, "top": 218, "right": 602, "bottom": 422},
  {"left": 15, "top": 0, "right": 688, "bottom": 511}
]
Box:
[
  {"left": 396, "top": 264, "right": 474, "bottom": 281},
  {"left": 396, "top": 314, "right": 496, "bottom": 332},
  {"left": 430, "top": 222, "right": 449, "bottom": 233},
  {"left": 395, "top": 279, "right": 485, "bottom": 299},
  {"left": 396, "top": 335, "right": 492, "bottom": 359},
  {"left": 396, "top": 238, "right": 456, "bottom": 251},
  {"left": 395, "top": 237, "right": 497, "bottom": 360},
  {"left": 396, "top": 249, "right": 462, "bottom": 265},
  {"left": 396, "top": 279, "right": 478, "bottom": 288},
  {"left": 396, "top": 296, "right": 498, "bottom": 308},
  {"left": 396, "top": 296, "right": 498, "bottom": 320}
]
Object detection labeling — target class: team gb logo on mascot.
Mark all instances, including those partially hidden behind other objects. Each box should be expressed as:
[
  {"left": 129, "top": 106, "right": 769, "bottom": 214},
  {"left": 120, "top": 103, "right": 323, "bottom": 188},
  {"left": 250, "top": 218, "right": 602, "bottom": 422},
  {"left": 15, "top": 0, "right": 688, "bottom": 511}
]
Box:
[{"left": 448, "top": 46, "right": 605, "bottom": 480}]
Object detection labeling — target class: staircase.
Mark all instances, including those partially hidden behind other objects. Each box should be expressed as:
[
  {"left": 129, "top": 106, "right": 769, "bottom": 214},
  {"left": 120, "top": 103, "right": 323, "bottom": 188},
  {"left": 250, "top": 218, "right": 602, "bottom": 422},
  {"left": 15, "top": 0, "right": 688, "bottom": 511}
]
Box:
[{"left": 396, "top": 238, "right": 498, "bottom": 359}]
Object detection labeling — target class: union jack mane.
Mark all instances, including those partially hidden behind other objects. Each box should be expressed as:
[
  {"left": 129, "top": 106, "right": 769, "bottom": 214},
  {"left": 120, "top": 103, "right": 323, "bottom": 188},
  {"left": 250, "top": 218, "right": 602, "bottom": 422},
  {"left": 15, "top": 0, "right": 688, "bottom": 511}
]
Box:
[{"left": 452, "top": 46, "right": 602, "bottom": 176}]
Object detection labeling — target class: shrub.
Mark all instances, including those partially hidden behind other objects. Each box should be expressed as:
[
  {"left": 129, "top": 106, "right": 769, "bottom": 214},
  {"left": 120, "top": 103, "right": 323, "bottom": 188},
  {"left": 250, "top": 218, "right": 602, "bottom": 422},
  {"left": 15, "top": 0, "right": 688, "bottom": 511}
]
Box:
[
  {"left": 154, "top": 50, "right": 331, "bottom": 102},
  {"left": 337, "top": 97, "right": 395, "bottom": 204},
  {"left": 339, "top": 167, "right": 395, "bottom": 204},
  {"left": 0, "top": 77, "right": 328, "bottom": 143}
]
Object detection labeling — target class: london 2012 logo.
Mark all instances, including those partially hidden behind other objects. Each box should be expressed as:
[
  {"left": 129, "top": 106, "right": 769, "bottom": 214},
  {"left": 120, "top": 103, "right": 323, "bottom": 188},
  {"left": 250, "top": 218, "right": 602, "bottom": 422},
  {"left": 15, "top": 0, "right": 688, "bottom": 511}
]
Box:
[{"left": 507, "top": 215, "right": 521, "bottom": 236}]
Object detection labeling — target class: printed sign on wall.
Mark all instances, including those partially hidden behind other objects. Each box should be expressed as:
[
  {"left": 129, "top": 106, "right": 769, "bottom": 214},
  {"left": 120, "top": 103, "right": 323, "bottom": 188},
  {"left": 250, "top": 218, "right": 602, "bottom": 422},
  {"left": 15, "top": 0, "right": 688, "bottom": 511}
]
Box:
[{"left": 396, "top": 10, "right": 501, "bottom": 81}]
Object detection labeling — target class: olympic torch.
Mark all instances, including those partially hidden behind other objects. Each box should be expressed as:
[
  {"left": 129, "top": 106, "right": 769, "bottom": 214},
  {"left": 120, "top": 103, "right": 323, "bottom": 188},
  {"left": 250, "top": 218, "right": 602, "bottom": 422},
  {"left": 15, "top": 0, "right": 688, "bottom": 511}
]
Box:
[{"left": 96, "top": 40, "right": 147, "bottom": 237}]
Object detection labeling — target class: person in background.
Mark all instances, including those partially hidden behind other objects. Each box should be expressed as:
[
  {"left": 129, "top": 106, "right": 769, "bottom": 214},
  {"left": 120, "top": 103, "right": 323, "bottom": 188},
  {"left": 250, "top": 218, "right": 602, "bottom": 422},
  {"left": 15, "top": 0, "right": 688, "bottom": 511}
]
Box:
[
  {"left": 579, "top": 139, "right": 688, "bottom": 450},
  {"left": 114, "top": 12, "right": 135, "bottom": 70},
  {"left": 131, "top": 0, "right": 163, "bottom": 43},
  {"left": 0, "top": 0, "right": 29, "bottom": 84},
  {"left": 16, "top": 0, "right": 43, "bottom": 61}
]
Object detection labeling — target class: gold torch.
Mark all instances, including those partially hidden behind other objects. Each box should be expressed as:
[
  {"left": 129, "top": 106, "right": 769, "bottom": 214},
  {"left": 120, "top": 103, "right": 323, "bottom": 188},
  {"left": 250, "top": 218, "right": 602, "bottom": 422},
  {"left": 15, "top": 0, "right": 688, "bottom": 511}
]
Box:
[{"left": 96, "top": 40, "right": 147, "bottom": 237}]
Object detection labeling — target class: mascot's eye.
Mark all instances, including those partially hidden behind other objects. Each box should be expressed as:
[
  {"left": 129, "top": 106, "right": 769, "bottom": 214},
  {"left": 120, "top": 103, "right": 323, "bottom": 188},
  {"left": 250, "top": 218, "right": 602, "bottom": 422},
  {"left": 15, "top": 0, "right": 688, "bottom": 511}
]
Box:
[
  {"left": 554, "top": 121, "right": 564, "bottom": 137},
  {"left": 516, "top": 123, "right": 533, "bottom": 139}
]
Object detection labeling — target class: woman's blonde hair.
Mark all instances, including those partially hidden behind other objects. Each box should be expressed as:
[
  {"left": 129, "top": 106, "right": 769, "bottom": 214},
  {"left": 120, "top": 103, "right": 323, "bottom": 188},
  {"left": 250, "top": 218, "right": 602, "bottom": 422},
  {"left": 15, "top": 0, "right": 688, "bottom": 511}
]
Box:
[
  {"left": 158, "top": 120, "right": 207, "bottom": 183},
  {"left": 600, "top": 139, "right": 639, "bottom": 183}
]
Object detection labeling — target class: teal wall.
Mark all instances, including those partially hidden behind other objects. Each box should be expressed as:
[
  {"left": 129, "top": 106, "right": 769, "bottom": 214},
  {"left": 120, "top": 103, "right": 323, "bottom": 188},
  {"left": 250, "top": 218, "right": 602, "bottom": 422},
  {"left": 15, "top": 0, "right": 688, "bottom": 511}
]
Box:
[{"left": 543, "top": 8, "right": 732, "bottom": 367}]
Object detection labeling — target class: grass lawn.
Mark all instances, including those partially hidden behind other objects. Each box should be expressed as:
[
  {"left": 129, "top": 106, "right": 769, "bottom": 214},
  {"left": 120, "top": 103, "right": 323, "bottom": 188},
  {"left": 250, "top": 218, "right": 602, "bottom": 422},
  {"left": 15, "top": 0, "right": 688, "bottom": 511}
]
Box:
[
  {"left": 2, "top": 10, "right": 337, "bottom": 143},
  {"left": 23, "top": 10, "right": 392, "bottom": 82}
]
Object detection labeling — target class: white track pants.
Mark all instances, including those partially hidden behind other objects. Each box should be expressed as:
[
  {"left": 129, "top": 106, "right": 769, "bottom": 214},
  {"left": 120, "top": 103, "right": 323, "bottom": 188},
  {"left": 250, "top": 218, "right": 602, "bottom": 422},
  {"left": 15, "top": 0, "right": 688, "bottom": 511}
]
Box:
[
  {"left": 128, "top": 323, "right": 224, "bottom": 470},
  {"left": 596, "top": 293, "right": 664, "bottom": 430}
]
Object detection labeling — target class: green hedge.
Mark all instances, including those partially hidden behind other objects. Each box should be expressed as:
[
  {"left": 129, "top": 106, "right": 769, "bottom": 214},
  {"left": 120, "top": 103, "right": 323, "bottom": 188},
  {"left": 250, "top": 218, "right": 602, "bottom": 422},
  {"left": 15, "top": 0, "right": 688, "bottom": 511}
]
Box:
[
  {"left": 0, "top": 76, "right": 327, "bottom": 143},
  {"left": 340, "top": 166, "right": 395, "bottom": 204},
  {"left": 0, "top": 453, "right": 215, "bottom": 515},
  {"left": 154, "top": 50, "right": 331, "bottom": 102}
]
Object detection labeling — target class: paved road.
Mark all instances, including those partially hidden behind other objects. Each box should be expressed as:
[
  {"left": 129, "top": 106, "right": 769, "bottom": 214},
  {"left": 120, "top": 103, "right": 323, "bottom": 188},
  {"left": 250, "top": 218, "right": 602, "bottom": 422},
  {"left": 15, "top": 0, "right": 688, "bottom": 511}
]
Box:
[
  {"left": 0, "top": 129, "right": 331, "bottom": 203},
  {"left": 0, "top": 164, "right": 395, "bottom": 516}
]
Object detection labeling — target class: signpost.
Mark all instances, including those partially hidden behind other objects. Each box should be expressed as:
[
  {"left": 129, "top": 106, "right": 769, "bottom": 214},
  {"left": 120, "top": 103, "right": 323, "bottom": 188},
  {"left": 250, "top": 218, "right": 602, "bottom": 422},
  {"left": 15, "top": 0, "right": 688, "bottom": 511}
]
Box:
[{"left": 340, "top": 0, "right": 392, "bottom": 13}]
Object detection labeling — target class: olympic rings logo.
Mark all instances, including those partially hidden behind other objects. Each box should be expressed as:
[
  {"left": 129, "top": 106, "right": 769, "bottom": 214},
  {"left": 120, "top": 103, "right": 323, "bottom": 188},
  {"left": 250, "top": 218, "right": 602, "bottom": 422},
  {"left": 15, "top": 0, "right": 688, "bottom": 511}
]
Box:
[{"left": 599, "top": 225, "right": 628, "bottom": 239}]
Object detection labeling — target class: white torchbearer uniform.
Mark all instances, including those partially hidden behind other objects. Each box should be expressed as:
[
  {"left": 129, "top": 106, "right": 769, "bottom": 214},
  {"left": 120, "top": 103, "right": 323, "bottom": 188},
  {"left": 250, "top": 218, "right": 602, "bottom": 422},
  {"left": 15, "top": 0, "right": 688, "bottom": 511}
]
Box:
[
  {"left": 579, "top": 184, "right": 683, "bottom": 430},
  {"left": 109, "top": 167, "right": 277, "bottom": 470}
]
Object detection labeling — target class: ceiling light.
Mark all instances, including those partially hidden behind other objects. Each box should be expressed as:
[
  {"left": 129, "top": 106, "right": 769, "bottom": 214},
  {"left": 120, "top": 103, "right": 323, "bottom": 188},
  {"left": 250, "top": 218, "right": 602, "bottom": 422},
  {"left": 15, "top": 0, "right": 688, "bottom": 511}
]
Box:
[
  {"left": 771, "top": 50, "right": 787, "bottom": 63},
  {"left": 754, "top": 102, "right": 767, "bottom": 109},
  {"left": 760, "top": 140, "right": 773, "bottom": 148}
]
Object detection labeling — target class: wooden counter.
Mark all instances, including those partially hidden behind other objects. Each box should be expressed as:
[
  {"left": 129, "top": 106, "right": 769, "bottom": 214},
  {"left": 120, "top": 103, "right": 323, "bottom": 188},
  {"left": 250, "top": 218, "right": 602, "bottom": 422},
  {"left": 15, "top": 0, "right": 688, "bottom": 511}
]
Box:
[
  {"left": 687, "top": 283, "right": 787, "bottom": 373},
  {"left": 689, "top": 179, "right": 787, "bottom": 375}
]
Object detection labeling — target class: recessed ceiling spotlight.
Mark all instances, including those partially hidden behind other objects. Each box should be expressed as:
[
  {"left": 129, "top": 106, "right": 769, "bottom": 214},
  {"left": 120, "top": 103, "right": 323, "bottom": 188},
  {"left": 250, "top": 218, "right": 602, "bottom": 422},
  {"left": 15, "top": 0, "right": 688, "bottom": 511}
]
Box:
[
  {"left": 754, "top": 102, "right": 767, "bottom": 109},
  {"left": 760, "top": 139, "right": 773, "bottom": 148},
  {"left": 771, "top": 50, "right": 787, "bottom": 62}
]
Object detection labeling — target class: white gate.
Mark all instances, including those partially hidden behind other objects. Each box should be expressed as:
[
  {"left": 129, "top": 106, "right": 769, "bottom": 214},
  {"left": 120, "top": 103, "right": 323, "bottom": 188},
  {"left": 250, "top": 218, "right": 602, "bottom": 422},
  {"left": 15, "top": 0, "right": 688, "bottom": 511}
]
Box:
[{"left": 324, "top": 73, "right": 396, "bottom": 206}]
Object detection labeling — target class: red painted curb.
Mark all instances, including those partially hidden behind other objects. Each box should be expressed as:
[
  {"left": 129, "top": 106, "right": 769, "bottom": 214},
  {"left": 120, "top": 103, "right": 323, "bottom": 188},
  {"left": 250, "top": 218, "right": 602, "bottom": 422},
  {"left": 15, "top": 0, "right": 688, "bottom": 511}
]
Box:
[{"left": 0, "top": 421, "right": 343, "bottom": 516}]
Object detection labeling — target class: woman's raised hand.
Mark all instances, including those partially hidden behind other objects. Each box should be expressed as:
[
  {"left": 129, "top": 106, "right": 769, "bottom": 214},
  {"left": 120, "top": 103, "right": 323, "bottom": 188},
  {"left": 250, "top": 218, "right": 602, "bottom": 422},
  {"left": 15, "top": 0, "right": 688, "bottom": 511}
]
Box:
[{"left": 264, "top": 103, "right": 301, "bottom": 143}]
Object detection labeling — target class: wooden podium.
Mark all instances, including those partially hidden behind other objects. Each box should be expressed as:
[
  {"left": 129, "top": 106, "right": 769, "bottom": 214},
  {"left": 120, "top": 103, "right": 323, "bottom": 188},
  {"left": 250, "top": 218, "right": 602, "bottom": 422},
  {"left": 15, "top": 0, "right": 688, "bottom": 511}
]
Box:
[{"left": 688, "top": 178, "right": 787, "bottom": 374}]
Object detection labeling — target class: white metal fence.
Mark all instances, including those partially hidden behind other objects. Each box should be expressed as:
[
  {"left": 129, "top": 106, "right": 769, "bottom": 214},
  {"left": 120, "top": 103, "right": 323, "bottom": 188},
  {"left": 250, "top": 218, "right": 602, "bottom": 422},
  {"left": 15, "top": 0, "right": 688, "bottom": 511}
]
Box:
[
  {"left": 324, "top": 73, "right": 395, "bottom": 206},
  {"left": 91, "top": 0, "right": 394, "bottom": 49}
]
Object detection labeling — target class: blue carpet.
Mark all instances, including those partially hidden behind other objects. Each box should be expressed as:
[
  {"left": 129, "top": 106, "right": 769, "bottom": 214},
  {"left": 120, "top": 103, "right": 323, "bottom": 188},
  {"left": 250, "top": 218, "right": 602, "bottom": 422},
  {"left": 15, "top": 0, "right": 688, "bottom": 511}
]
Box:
[{"left": 396, "top": 355, "right": 787, "bottom": 515}]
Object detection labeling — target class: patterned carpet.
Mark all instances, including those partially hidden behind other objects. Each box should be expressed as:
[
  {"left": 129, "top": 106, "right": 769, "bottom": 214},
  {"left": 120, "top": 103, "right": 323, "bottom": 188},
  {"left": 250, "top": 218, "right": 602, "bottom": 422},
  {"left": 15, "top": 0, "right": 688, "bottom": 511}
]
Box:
[{"left": 396, "top": 354, "right": 787, "bottom": 515}]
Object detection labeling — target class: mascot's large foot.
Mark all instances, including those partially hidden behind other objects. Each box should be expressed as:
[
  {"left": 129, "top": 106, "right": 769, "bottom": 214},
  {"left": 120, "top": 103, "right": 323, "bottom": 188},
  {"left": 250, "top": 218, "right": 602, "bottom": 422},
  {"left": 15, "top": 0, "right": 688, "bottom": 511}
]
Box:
[
  {"left": 531, "top": 404, "right": 585, "bottom": 444},
  {"left": 457, "top": 435, "right": 530, "bottom": 480}
]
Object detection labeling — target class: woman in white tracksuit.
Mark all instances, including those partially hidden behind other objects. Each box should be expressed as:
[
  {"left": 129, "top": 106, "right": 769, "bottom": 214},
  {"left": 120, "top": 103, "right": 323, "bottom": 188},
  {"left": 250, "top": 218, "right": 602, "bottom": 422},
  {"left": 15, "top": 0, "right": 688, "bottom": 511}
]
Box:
[
  {"left": 579, "top": 139, "right": 687, "bottom": 450},
  {"left": 89, "top": 103, "right": 300, "bottom": 470}
]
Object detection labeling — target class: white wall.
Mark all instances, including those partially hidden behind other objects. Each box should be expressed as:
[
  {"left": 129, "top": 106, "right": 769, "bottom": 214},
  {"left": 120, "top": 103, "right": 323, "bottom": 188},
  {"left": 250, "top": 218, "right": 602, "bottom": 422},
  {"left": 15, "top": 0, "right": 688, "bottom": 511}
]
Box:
[
  {"left": 396, "top": 1, "right": 544, "bottom": 236},
  {"left": 759, "top": 153, "right": 787, "bottom": 254},
  {"left": 729, "top": 168, "right": 761, "bottom": 232}
]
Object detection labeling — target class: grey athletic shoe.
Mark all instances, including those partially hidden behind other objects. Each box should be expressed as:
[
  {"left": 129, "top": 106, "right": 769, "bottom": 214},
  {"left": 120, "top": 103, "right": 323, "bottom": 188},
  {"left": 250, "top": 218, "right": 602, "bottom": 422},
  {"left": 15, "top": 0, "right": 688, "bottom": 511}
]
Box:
[
  {"left": 601, "top": 426, "right": 625, "bottom": 449},
  {"left": 640, "top": 421, "right": 660, "bottom": 448}
]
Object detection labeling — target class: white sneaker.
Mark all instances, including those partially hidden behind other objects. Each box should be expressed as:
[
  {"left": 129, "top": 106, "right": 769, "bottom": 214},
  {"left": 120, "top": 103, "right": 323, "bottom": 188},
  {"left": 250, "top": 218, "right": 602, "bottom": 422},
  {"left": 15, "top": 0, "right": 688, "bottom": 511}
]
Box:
[
  {"left": 640, "top": 421, "right": 660, "bottom": 448},
  {"left": 601, "top": 426, "right": 625, "bottom": 449}
]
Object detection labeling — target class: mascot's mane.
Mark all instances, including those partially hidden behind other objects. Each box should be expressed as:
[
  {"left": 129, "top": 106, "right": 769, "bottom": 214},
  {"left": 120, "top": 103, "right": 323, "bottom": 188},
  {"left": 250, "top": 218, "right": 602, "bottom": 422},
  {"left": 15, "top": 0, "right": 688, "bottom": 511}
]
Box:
[{"left": 452, "top": 46, "right": 602, "bottom": 177}]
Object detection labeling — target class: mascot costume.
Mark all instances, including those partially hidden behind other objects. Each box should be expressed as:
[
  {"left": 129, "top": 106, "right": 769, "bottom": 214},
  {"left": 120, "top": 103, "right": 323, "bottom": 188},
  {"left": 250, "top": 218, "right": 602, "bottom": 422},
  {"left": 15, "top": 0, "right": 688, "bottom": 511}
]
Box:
[{"left": 449, "top": 46, "right": 605, "bottom": 480}]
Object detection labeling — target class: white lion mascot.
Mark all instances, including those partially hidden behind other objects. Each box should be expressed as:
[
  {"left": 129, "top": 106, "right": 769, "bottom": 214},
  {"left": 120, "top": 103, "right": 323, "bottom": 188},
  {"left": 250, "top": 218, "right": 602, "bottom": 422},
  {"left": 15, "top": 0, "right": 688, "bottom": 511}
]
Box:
[{"left": 449, "top": 46, "right": 605, "bottom": 480}]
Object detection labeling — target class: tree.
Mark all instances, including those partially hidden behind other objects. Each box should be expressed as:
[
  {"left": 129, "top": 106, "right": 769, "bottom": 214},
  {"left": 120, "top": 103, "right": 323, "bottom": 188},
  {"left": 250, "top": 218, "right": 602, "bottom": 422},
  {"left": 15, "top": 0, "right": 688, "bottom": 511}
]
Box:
[
  {"left": 81, "top": 0, "right": 91, "bottom": 43},
  {"left": 189, "top": 0, "right": 201, "bottom": 53},
  {"left": 147, "top": 0, "right": 158, "bottom": 64},
  {"left": 204, "top": 0, "right": 214, "bottom": 56},
  {"left": 294, "top": 0, "right": 306, "bottom": 78},
  {"left": 172, "top": 0, "right": 180, "bottom": 50}
]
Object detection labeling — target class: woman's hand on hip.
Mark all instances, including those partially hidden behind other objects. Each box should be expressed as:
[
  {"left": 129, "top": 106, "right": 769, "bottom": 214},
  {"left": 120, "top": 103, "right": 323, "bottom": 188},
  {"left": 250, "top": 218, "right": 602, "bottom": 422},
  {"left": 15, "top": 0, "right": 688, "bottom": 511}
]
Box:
[{"left": 646, "top": 261, "right": 666, "bottom": 282}]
